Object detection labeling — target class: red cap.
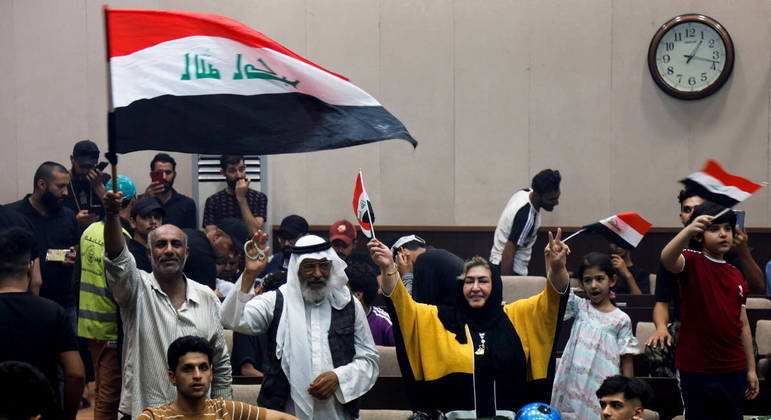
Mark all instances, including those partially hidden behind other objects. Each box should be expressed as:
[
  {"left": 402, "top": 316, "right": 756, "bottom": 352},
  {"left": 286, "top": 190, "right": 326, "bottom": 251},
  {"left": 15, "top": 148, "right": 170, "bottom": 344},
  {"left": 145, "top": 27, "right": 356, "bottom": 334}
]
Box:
[{"left": 329, "top": 220, "right": 356, "bottom": 245}]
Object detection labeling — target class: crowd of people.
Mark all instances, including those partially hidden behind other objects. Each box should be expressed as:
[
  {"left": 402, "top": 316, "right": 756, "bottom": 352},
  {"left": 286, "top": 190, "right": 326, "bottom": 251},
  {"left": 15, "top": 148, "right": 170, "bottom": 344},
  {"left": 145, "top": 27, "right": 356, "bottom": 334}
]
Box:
[{"left": 0, "top": 142, "right": 767, "bottom": 420}]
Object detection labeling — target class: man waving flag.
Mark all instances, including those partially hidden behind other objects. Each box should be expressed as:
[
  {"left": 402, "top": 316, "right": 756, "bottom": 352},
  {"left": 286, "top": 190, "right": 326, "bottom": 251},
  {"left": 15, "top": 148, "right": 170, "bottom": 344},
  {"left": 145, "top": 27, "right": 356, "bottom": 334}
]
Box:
[{"left": 105, "top": 8, "right": 417, "bottom": 155}]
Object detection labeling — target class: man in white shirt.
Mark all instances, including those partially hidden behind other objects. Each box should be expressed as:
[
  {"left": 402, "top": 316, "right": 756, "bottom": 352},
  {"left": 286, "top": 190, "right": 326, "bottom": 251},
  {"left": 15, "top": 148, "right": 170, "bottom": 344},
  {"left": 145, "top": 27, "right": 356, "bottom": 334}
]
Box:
[
  {"left": 221, "top": 233, "right": 378, "bottom": 420},
  {"left": 490, "top": 169, "right": 561, "bottom": 276},
  {"left": 102, "top": 190, "right": 232, "bottom": 417}
]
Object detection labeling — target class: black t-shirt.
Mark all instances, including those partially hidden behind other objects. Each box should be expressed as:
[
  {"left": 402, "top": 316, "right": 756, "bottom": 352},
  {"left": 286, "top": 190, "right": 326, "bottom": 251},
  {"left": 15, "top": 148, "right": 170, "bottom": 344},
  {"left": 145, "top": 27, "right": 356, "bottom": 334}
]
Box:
[
  {"left": 64, "top": 178, "right": 106, "bottom": 220},
  {"left": 0, "top": 292, "right": 78, "bottom": 402},
  {"left": 412, "top": 247, "right": 465, "bottom": 307},
  {"left": 8, "top": 196, "right": 79, "bottom": 308},
  {"left": 161, "top": 190, "right": 198, "bottom": 230},
  {"left": 127, "top": 238, "right": 152, "bottom": 273},
  {"left": 614, "top": 265, "right": 651, "bottom": 294},
  {"left": 182, "top": 229, "right": 217, "bottom": 290},
  {"left": 0, "top": 204, "right": 43, "bottom": 260},
  {"left": 655, "top": 249, "right": 742, "bottom": 321}
]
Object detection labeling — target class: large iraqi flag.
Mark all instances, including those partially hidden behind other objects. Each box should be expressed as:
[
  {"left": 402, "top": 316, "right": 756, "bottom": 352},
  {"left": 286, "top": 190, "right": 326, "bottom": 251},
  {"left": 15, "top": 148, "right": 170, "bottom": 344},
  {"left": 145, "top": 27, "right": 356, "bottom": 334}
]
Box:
[{"left": 105, "top": 8, "right": 417, "bottom": 155}]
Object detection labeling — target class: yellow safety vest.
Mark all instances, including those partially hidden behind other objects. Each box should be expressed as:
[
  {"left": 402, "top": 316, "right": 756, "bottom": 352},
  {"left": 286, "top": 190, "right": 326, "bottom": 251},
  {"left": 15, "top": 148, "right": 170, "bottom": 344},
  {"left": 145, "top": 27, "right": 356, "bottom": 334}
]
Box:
[{"left": 77, "top": 222, "right": 129, "bottom": 340}]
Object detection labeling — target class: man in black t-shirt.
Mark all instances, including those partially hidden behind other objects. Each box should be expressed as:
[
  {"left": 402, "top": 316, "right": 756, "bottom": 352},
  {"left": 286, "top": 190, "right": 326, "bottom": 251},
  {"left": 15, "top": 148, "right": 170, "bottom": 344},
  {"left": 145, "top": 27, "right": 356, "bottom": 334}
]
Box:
[
  {"left": 8, "top": 162, "right": 79, "bottom": 314},
  {"left": 0, "top": 204, "right": 43, "bottom": 293},
  {"left": 65, "top": 140, "right": 109, "bottom": 229},
  {"left": 141, "top": 153, "right": 197, "bottom": 230},
  {"left": 0, "top": 228, "right": 84, "bottom": 420}
]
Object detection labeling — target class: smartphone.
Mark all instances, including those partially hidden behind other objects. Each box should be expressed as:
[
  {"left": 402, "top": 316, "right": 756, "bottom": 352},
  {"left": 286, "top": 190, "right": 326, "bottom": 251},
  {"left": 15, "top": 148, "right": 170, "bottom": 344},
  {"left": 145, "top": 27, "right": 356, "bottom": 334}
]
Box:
[
  {"left": 96, "top": 161, "right": 109, "bottom": 171},
  {"left": 150, "top": 170, "right": 165, "bottom": 183},
  {"left": 734, "top": 210, "right": 746, "bottom": 230}
]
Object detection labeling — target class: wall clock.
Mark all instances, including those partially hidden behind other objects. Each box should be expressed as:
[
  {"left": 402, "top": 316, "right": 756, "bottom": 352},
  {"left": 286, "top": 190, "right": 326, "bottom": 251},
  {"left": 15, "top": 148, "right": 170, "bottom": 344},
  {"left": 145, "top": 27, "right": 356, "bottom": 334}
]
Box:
[{"left": 647, "top": 14, "right": 734, "bottom": 100}]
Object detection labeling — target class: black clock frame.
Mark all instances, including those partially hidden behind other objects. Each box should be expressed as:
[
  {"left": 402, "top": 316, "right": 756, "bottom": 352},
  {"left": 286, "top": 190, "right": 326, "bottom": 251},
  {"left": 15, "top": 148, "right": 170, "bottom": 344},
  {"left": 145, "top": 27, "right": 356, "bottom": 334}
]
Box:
[{"left": 647, "top": 14, "right": 735, "bottom": 100}]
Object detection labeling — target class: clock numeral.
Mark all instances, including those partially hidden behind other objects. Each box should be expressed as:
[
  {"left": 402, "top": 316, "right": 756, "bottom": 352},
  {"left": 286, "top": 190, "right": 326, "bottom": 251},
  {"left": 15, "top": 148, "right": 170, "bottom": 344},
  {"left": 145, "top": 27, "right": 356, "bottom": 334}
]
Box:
[
  {"left": 662, "top": 54, "right": 671, "bottom": 63},
  {"left": 713, "top": 50, "right": 720, "bottom": 60},
  {"left": 666, "top": 66, "right": 674, "bottom": 75},
  {"left": 686, "top": 27, "right": 696, "bottom": 38},
  {"left": 676, "top": 74, "right": 683, "bottom": 84},
  {"left": 709, "top": 39, "right": 716, "bottom": 48},
  {"left": 688, "top": 76, "right": 696, "bottom": 86},
  {"left": 665, "top": 42, "right": 675, "bottom": 51},
  {"left": 710, "top": 61, "right": 717, "bottom": 70},
  {"left": 700, "top": 72, "right": 708, "bottom": 82},
  {"left": 700, "top": 31, "right": 704, "bottom": 40},
  {"left": 673, "top": 32, "right": 682, "bottom": 42}
]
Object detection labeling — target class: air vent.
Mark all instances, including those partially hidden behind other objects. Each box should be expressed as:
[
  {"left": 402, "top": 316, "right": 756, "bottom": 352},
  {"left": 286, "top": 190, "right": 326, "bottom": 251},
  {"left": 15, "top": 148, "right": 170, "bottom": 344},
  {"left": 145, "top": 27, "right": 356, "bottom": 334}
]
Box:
[{"left": 197, "top": 155, "right": 261, "bottom": 183}]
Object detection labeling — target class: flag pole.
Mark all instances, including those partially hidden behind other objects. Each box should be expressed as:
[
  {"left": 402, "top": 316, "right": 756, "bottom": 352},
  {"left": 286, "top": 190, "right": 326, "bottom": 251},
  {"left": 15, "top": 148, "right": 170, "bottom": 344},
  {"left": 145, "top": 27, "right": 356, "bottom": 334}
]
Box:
[
  {"left": 712, "top": 207, "right": 731, "bottom": 219},
  {"left": 103, "top": 5, "right": 118, "bottom": 191},
  {"left": 562, "top": 228, "right": 585, "bottom": 243}
]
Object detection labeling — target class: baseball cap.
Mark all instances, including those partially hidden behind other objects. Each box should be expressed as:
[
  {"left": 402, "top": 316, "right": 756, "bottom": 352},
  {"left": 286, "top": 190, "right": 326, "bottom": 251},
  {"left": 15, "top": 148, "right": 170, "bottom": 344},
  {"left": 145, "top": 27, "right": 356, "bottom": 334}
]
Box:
[
  {"left": 277, "top": 215, "right": 309, "bottom": 240},
  {"left": 131, "top": 197, "right": 165, "bottom": 219},
  {"left": 329, "top": 220, "right": 356, "bottom": 245},
  {"left": 72, "top": 140, "right": 100, "bottom": 167},
  {"left": 105, "top": 175, "right": 136, "bottom": 201},
  {"left": 217, "top": 217, "right": 248, "bottom": 252},
  {"left": 390, "top": 234, "right": 426, "bottom": 254}
]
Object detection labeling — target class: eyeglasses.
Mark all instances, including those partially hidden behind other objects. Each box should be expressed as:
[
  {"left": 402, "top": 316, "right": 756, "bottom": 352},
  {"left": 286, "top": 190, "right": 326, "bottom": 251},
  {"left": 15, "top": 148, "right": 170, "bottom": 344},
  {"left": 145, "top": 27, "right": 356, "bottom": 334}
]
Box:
[{"left": 300, "top": 261, "right": 332, "bottom": 276}]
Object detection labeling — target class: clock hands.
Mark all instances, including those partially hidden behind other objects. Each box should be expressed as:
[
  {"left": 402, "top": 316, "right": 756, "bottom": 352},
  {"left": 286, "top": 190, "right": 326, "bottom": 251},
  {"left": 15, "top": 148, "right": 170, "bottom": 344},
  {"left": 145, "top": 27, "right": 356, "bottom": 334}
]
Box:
[
  {"left": 684, "top": 40, "right": 703, "bottom": 64},
  {"left": 682, "top": 55, "right": 719, "bottom": 64}
]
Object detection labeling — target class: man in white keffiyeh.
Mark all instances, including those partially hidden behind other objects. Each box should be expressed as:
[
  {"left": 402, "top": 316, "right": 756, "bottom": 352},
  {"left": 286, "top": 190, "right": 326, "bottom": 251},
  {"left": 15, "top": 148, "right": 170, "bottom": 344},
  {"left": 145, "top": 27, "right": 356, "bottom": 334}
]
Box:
[{"left": 221, "top": 233, "right": 378, "bottom": 420}]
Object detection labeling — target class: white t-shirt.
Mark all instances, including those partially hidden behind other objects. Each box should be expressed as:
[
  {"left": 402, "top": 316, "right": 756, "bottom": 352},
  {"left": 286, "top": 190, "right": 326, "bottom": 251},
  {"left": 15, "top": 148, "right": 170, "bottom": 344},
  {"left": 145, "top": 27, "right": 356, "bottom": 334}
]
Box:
[{"left": 489, "top": 188, "right": 540, "bottom": 275}]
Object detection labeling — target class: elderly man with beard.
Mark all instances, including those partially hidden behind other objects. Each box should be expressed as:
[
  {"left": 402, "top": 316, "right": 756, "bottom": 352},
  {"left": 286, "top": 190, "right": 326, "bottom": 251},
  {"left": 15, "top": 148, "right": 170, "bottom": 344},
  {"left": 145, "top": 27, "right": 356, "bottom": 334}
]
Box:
[
  {"left": 221, "top": 234, "right": 379, "bottom": 420},
  {"left": 102, "top": 190, "right": 232, "bottom": 417},
  {"left": 9, "top": 162, "right": 79, "bottom": 317}
]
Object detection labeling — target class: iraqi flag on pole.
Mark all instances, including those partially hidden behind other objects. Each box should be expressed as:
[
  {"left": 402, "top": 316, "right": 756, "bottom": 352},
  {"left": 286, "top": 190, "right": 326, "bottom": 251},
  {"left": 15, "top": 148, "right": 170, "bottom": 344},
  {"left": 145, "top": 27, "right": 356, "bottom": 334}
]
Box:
[
  {"left": 583, "top": 212, "right": 652, "bottom": 249},
  {"left": 680, "top": 160, "right": 763, "bottom": 207},
  {"left": 353, "top": 171, "right": 375, "bottom": 238},
  {"left": 105, "top": 8, "right": 417, "bottom": 155}
]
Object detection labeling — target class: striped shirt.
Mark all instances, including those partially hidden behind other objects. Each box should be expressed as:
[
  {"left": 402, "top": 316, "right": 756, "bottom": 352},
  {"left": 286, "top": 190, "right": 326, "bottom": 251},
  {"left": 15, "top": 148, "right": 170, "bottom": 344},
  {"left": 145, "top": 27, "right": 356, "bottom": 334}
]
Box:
[
  {"left": 489, "top": 189, "right": 540, "bottom": 275},
  {"left": 104, "top": 246, "right": 233, "bottom": 417},
  {"left": 139, "top": 399, "right": 266, "bottom": 420}
]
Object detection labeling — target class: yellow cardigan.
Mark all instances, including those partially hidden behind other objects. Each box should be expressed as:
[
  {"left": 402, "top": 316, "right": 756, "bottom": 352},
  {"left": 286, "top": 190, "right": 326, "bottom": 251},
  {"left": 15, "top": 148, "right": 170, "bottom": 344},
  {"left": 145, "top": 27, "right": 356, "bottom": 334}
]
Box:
[{"left": 389, "top": 278, "right": 563, "bottom": 382}]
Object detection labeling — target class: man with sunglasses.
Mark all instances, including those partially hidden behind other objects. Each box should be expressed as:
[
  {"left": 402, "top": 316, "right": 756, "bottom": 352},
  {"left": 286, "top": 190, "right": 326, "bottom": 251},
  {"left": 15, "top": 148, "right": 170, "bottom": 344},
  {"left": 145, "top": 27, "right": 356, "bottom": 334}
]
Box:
[
  {"left": 645, "top": 189, "right": 764, "bottom": 376},
  {"left": 221, "top": 233, "right": 379, "bottom": 420}
]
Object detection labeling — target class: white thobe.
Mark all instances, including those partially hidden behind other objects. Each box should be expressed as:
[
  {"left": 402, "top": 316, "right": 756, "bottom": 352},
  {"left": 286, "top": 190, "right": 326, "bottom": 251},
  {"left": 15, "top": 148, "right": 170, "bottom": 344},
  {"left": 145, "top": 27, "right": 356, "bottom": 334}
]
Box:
[{"left": 220, "top": 277, "right": 379, "bottom": 420}]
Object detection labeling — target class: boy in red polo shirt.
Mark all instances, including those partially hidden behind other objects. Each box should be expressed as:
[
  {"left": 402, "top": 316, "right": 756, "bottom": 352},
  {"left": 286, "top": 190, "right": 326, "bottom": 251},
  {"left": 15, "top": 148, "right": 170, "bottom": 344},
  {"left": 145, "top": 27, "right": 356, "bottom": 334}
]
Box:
[{"left": 661, "top": 203, "right": 759, "bottom": 419}]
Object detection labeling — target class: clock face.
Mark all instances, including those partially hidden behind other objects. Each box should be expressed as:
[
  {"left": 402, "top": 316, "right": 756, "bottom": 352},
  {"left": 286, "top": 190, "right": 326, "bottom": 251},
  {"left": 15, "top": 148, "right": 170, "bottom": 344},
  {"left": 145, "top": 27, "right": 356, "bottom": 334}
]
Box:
[
  {"left": 655, "top": 22, "right": 726, "bottom": 91},
  {"left": 648, "top": 15, "right": 734, "bottom": 99}
]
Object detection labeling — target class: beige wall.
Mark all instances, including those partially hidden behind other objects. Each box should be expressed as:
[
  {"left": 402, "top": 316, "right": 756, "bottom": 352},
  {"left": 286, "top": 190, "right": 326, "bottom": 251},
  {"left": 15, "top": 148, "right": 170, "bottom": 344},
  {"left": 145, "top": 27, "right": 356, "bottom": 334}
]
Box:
[{"left": 1, "top": 0, "right": 769, "bottom": 229}]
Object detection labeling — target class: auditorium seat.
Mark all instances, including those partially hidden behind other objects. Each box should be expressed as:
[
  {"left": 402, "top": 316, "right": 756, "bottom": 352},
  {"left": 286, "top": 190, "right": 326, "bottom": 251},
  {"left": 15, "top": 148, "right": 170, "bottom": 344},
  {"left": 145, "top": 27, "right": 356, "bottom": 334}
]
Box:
[
  {"left": 377, "top": 345, "right": 402, "bottom": 377},
  {"left": 232, "top": 384, "right": 261, "bottom": 404},
  {"left": 501, "top": 276, "right": 547, "bottom": 303},
  {"left": 642, "top": 409, "right": 660, "bottom": 420},
  {"left": 224, "top": 328, "right": 234, "bottom": 357},
  {"left": 746, "top": 297, "right": 771, "bottom": 309},
  {"left": 757, "top": 320, "right": 771, "bottom": 379},
  {"left": 636, "top": 322, "right": 656, "bottom": 347},
  {"left": 359, "top": 410, "right": 412, "bottom": 419}
]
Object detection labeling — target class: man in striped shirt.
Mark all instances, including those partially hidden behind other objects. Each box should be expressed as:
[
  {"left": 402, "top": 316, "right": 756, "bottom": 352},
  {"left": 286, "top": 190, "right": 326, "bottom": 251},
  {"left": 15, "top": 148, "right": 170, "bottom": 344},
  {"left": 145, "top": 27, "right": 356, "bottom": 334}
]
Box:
[
  {"left": 139, "top": 336, "right": 295, "bottom": 420},
  {"left": 489, "top": 169, "right": 561, "bottom": 276},
  {"left": 102, "top": 190, "right": 233, "bottom": 417}
]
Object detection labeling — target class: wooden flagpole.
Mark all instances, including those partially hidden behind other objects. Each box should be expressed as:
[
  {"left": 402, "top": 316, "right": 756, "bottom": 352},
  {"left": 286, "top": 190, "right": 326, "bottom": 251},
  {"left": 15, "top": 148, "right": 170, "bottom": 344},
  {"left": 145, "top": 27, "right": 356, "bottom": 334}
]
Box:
[{"left": 103, "top": 5, "right": 118, "bottom": 191}]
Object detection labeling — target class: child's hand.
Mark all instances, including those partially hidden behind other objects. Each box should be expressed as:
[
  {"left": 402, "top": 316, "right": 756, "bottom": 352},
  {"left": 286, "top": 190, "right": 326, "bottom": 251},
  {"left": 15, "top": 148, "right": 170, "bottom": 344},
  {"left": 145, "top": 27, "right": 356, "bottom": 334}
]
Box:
[
  {"left": 545, "top": 228, "right": 570, "bottom": 271},
  {"left": 746, "top": 370, "right": 759, "bottom": 399},
  {"left": 684, "top": 215, "right": 713, "bottom": 237}
]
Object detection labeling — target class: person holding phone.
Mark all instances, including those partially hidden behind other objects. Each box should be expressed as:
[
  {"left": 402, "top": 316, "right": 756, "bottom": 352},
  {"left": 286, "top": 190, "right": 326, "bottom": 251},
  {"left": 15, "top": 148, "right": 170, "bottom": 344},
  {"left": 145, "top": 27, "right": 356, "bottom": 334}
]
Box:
[
  {"left": 65, "top": 140, "right": 109, "bottom": 229},
  {"left": 142, "top": 153, "right": 197, "bottom": 230},
  {"left": 202, "top": 155, "right": 266, "bottom": 237}
]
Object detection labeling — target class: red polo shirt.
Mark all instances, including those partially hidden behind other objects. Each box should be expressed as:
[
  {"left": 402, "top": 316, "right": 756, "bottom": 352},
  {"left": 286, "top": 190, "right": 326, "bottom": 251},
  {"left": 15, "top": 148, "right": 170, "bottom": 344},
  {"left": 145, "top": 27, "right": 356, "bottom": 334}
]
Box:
[{"left": 675, "top": 249, "right": 747, "bottom": 374}]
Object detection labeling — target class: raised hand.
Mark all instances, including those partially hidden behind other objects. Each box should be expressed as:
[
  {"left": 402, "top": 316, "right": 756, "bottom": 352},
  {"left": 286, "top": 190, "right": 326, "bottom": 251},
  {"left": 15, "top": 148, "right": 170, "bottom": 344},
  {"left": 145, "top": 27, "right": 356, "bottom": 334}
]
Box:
[
  {"left": 395, "top": 249, "right": 413, "bottom": 274},
  {"left": 235, "top": 178, "right": 250, "bottom": 202},
  {"left": 546, "top": 228, "right": 570, "bottom": 272},
  {"left": 144, "top": 181, "right": 165, "bottom": 198},
  {"left": 243, "top": 230, "right": 270, "bottom": 274},
  {"left": 685, "top": 215, "right": 712, "bottom": 238},
  {"left": 367, "top": 239, "right": 394, "bottom": 271},
  {"left": 103, "top": 191, "right": 124, "bottom": 216}
]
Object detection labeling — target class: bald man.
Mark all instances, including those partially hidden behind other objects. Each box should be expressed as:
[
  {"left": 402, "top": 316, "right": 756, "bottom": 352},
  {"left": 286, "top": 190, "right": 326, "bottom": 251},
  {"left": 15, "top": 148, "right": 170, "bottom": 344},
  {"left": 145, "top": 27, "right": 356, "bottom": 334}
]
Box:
[{"left": 102, "top": 190, "right": 232, "bottom": 417}]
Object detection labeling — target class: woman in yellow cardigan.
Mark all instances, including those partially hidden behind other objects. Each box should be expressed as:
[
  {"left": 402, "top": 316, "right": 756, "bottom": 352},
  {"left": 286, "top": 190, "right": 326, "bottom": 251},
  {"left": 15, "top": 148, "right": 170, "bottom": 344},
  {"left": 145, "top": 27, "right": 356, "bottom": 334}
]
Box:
[{"left": 367, "top": 230, "right": 570, "bottom": 419}]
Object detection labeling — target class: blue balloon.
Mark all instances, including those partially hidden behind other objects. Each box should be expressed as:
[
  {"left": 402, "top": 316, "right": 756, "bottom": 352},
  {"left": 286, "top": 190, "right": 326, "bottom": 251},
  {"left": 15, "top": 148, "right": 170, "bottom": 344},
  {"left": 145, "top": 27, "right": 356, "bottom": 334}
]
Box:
[{"left": 514, "top": 402, "right": 561, "bottom": 420}]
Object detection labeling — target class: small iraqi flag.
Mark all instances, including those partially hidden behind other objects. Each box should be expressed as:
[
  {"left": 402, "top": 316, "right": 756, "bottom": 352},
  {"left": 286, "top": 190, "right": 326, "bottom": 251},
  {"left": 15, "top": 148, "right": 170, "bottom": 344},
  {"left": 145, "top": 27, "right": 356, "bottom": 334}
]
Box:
[
  {"left": 680, "top": 160, "right": 763, "bottom": 207},
  {"left": 105, "top": 8, "right": 417, "bottom": 155},
  {"left": 352, "top": 171, "right": 375, "bottom": 238},
  {"left": 584, "top": 212, "right": 652, "bottom": 249}
]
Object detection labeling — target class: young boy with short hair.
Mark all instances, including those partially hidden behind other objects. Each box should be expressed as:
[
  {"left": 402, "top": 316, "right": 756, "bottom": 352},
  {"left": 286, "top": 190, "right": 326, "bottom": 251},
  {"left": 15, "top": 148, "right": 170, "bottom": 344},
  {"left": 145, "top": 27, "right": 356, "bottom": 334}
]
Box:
[
  {"left": 595, "top": 375, "right": 653, "bottom": 420},
  {"left": 660, "top": 203, "right": 759, "bottom": 419}
]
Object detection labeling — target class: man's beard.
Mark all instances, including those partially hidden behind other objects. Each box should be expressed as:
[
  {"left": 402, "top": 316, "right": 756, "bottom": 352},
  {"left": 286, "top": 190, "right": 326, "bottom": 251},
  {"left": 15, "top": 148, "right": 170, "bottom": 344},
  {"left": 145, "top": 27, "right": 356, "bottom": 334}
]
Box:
[
  {"left": 226, "top": 178, "right": 240, "bottom": 190},
  {"left": 163, "top": 177, "right": 174, "bottom": 192},
  {"left": 41, "top": 191, "right": 63, "bottom": 213},
  {"left": 301, "top": 277, "right": 329, "bottom": 304}
]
